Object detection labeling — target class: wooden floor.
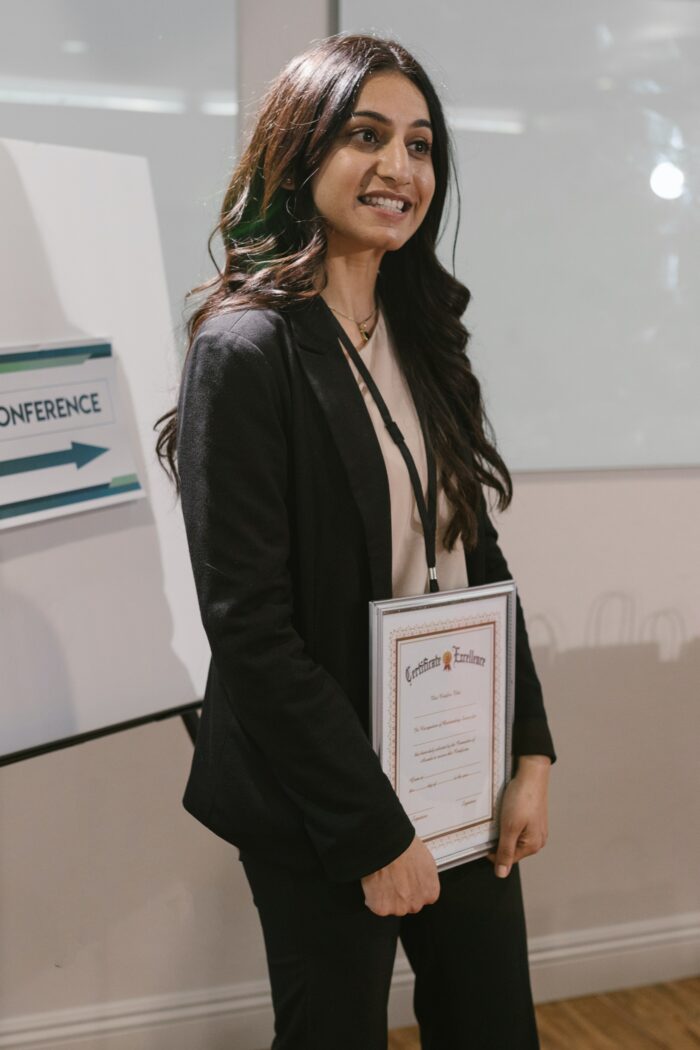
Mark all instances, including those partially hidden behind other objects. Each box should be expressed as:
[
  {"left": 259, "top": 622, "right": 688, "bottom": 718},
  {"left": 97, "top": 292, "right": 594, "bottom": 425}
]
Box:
[{"left": 387, "top": 976, "right": 700, "bottom": 1049}]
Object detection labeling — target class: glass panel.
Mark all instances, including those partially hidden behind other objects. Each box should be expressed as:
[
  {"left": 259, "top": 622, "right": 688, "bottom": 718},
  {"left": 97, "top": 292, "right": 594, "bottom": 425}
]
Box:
[
  {"left": 339, "top": 2, "right": 700, "bottom": 470},
  {"left": 0, "top": 0, "right": 237, "bottom": 346}
]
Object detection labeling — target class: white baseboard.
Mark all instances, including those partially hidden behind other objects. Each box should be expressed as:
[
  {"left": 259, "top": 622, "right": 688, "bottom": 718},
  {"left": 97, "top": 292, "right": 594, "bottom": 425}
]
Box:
[
  {"left": 2, "top": 912, "right": 698, "bottom": 1049},
  {"left": 0, "top": 980, "right": 274, "bottom": 1049},
  {"left": 527, "top": 910, "right": 700, "bottom": 1004}
]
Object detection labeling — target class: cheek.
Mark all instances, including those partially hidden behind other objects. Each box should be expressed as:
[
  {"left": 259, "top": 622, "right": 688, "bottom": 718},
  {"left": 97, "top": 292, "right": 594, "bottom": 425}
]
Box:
[
  {"left": 315, "top": 166, "right": 359, "bottom": 213},
  {"left": 417, "top": 173, "right": 436, "bottom": 215}
]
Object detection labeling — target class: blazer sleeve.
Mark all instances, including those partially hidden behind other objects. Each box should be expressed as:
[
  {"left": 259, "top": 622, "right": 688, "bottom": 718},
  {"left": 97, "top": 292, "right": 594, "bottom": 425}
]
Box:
[
  {"left": 480, "top": 505, "right": 557, "bottom": 763},
  {"left": 176, "top": 322, "right": 416, "bottom": 882}
]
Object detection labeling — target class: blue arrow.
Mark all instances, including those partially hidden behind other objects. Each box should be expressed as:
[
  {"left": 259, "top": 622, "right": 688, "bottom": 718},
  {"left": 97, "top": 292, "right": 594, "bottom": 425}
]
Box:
[{"left": 0, "top": 441, "right": 109, "bottom": 478}]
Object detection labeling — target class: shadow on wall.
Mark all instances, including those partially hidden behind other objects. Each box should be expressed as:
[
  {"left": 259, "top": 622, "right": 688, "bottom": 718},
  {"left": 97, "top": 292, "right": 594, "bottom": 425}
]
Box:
[{"left": 525, "top": 593, "right": 700, "bottom": 932}]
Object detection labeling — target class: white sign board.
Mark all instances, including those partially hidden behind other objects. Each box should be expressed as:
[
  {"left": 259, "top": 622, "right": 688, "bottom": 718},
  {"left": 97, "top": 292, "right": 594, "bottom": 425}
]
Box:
[
  {"left": 0, "top": 338, "right": 143, "bottom": 528},
  {"left": 0, "top": 136, "right": 209, "bottom": 761}
]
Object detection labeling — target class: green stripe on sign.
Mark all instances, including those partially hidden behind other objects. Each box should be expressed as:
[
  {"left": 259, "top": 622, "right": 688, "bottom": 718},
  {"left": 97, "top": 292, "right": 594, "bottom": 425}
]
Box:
[
  {"left": 0, "top": 479, "right": 142, "bottom": 520},
  {"left": 0, "top": 354, "right": 92, "bottom": 374}
]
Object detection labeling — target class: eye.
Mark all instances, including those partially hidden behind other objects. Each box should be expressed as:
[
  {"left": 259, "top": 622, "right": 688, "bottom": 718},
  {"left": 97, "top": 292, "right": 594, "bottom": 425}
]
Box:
[
  {"left": 350, "top": 127, "right": 380, "bottom": 145},
  {"left": 349, "top": 127, "right": 433, "bottom": 156}
]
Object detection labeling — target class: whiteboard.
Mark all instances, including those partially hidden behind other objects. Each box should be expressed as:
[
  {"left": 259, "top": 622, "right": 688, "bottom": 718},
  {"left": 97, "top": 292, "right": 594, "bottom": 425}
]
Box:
[
  {"left": 0, "top": 137, "right": 208, "bottom": 761},
  {"left": 340, "top": 0, "right": 700, "bottom": 470}
]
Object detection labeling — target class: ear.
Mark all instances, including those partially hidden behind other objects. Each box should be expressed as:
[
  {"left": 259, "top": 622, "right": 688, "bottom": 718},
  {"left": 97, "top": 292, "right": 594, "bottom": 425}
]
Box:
[{"left": 282, "top": 176, "right": 295, "bottom": 190}]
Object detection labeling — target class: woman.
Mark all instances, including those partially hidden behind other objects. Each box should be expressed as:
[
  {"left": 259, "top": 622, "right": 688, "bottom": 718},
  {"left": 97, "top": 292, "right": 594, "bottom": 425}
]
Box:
[{"left": 156, "top": 32, "right": 555, "bottom": 1050}]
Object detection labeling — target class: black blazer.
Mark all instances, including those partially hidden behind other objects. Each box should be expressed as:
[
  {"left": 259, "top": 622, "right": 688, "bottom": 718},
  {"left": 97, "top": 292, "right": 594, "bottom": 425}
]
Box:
[{"left": 176, "top": 294, "right": 555, "bottom": 884}]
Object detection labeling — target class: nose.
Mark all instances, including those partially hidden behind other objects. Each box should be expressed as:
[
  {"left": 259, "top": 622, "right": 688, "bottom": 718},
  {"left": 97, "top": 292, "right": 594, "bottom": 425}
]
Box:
[{"left": 375, "top": 137, "right": 411, "bottom": 185}]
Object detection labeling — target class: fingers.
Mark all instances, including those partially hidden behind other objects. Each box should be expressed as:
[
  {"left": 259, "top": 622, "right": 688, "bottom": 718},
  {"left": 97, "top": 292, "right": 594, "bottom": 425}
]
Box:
[
  {"left": 494, "top": 824, "right": 519, "bottom": 878},
  {"left": 361, "top": 842, "right": 441, "bottom": 917},
  {"left": 363, "top": 892, "right": 428, "bottom": 917},
  {"left": 378, "top": 875, "right": 439, "bottom": 916},
  {"left": 487, "top": 830, "right": 548, "bottom": 875}
]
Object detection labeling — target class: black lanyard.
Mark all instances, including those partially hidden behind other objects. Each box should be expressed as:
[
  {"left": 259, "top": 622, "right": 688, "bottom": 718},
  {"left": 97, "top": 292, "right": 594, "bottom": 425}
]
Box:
[{"left": 333, "top": 320, "right": 440, "bottom": 594}]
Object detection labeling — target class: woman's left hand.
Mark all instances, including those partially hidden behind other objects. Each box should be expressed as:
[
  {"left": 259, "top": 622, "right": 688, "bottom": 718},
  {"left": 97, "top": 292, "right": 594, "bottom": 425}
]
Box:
[{"left": 487, "top": 754, "right": 551, "bottom": 878}]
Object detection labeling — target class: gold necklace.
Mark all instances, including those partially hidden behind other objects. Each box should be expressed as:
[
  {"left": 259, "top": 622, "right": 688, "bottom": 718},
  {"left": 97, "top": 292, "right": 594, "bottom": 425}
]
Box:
[{"left": 326, "top": 301, "right": 378, "bottom": 343}]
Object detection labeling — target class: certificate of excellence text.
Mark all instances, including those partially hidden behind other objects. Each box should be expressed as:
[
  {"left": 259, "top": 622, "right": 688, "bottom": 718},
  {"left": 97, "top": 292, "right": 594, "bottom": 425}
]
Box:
[{"left": 371, "top": 585, "right": 515, "bottom": 870}]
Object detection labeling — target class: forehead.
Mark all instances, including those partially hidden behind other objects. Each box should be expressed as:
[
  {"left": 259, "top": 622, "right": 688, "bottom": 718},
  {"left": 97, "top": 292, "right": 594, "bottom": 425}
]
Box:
[{"left": 353, "top": 71, "right": 430, "bottom": 121}]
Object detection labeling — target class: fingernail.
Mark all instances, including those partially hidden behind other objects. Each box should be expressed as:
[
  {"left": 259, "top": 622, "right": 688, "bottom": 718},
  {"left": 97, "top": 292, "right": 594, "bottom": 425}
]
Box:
[{"left": 496, "top": 865, "right": 509, "bottom": 878}]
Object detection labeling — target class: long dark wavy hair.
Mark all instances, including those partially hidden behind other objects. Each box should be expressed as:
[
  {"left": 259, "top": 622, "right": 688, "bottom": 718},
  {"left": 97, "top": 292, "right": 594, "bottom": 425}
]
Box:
[{"left": 154, "top": 32, "right": 512, "bottom": 551}]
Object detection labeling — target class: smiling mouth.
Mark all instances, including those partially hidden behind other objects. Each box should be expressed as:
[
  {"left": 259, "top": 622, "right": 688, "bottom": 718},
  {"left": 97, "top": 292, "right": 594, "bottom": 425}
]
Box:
[{"left": 357, "top": 195, "right": 411, "bottom": 214}]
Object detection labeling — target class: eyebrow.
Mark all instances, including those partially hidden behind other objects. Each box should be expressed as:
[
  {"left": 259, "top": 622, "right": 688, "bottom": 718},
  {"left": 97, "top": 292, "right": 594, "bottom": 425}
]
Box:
[{"left": 349, "top": 109, "right": 433, "bottom": 131}]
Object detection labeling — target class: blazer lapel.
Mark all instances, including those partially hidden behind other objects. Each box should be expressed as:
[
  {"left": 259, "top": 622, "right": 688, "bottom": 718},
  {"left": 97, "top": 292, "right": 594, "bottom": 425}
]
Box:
[{"left": 285, "top": 295, "right": 393, "bottom": 601}]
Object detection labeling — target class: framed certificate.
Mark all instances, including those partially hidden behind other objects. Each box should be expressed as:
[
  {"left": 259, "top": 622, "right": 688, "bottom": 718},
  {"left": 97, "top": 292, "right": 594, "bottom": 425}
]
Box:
[{"left": 370, "top": 581, "right": 517, "bottom": 872}]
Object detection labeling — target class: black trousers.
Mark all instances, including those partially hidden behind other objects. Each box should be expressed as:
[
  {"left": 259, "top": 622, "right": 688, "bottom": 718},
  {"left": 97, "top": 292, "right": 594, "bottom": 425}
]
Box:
[{"left": 239, "top": 850, "right": 540, "bottom": 1050}]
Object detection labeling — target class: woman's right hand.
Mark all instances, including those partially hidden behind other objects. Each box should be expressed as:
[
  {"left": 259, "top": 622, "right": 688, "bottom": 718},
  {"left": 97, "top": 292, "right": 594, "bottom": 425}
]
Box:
[{"left": 361, "top": 835, "right": 440, "bottom": 916}]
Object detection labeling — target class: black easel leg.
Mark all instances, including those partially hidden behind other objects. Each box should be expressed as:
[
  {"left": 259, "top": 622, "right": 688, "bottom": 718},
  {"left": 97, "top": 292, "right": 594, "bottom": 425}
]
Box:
[{"left": 181, "top": 710, "right": 200, "bottom": 744}]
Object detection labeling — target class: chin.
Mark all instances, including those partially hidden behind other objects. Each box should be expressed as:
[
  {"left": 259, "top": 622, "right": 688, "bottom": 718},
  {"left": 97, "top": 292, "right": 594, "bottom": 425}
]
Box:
[
  {"left": 358, "top": 227, "right": 411, "bottom": 249},
  {"left": 329, "top": 221, "right": 412, "bottom": 254}
]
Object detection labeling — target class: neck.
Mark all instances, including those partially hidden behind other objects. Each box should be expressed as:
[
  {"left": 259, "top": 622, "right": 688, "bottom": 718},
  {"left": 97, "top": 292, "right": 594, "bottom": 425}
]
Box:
[{"left": 315, "top": 244, "right": 383, "bottom": 319}]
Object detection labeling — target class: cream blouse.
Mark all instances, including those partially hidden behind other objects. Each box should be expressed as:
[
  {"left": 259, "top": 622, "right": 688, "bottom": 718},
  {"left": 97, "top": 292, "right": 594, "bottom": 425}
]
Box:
[{"left": 338, "top": 307, "right": 469, "bottom": 599}]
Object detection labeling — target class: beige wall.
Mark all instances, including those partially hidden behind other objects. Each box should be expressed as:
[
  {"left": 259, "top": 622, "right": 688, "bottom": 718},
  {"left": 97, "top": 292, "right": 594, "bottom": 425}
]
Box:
[
  {"left": 1, "top": 469, "right": 698, "bottom": 1048},
  {"left": 501, "top": 469, "right": 700, "bottom": 931}
]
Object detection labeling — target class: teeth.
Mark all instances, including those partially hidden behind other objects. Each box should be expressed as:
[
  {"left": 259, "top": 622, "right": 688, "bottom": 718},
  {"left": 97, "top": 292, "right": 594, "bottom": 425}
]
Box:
[{"left": 360, "top": 196, "right": 405, "bottom": 212}]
